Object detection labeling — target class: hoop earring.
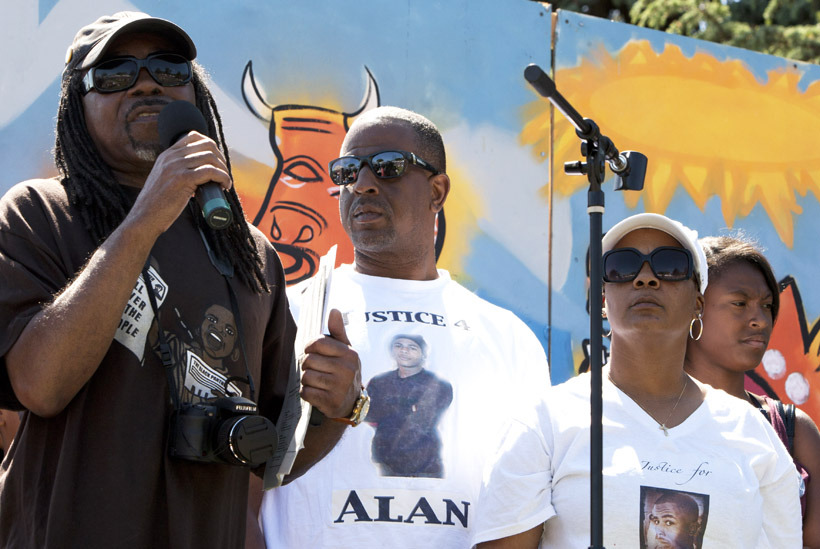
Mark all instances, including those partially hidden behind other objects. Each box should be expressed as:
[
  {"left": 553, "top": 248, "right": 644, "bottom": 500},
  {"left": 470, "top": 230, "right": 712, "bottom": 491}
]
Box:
[{"left": 689, "top": 313, "right": 703, "bottom": 341}]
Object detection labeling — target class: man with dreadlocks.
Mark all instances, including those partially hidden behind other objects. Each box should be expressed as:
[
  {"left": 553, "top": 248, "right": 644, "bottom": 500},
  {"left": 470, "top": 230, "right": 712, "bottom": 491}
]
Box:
[{"left": 0, "top": 12, "right": 361, "bottom": 548}]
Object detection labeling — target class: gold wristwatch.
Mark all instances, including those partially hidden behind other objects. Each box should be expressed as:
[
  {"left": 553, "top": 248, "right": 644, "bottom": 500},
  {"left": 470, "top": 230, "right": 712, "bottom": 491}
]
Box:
[{"left": 332, "top": 387, "right": 370, "bottom": 427}]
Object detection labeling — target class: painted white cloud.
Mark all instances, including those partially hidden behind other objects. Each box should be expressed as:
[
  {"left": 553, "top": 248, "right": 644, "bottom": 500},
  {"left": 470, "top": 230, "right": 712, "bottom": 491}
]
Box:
[
  {"left": 1, "top": 0, "right": 274, "bottom": 168},
  {"left": 1, "top": 0, "right": 136, "bottom": 129},
  {"left": 785, "top": 372, "right": 810, "bottom": 405},
  {"left": 208, "top": 81, "right": 275, "bottom": 169},
  {"left": 443, "top": 122, "right": 572, "bottom": 289},
  {"left": 762, "top": 348, "right": 787, "bottom": 380}
]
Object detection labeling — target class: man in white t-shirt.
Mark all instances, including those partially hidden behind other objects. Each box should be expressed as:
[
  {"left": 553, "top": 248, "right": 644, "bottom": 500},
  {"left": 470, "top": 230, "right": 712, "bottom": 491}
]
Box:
[{"left": 256, "top": 106, "right": 551, "bottom": 548}]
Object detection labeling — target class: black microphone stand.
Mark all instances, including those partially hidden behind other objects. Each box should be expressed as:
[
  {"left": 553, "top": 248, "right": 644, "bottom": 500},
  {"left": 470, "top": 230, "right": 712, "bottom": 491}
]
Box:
[{"left": 524, "top": 64, "right": 647, "bottom": 549}]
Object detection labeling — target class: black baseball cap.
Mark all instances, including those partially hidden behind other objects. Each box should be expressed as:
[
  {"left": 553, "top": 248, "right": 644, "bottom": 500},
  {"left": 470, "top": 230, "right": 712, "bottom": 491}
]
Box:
[{"left": 65, "top": 11, "right": 196, "bottom": 72}]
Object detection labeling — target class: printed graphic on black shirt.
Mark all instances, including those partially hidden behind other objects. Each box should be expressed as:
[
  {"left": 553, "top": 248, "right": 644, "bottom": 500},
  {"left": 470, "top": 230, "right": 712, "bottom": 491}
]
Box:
[
  {"left": 147, "top": 287, "right": 243, "bottom": 405},
  {"left": 365, "top": 333, "right": 453, "bottom": 478},
  {"left": 116, "top": 266, "right": 166, "bottom": 360},
  {"left": 640, "top": 486, "right": 709, "bottom": 549}
]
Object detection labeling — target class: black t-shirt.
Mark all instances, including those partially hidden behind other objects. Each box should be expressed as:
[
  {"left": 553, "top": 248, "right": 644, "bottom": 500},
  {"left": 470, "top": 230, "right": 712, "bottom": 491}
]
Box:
[{"left": 0, "top": 179, "right": 295, "bottom": 548}]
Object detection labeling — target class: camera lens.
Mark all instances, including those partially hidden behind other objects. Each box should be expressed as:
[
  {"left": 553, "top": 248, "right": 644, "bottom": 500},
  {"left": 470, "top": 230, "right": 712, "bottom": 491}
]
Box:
[{"left": 215, "top": 415, "right": 277, "bottom": 466}]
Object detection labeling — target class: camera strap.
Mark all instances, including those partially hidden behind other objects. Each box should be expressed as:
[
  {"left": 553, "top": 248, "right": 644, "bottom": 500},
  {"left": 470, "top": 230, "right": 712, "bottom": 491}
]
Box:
[
  {"left": 141, "top": 263, "right": 182, "bottom": 411},
  {"left": 195, "top": 226, "right": 304, "bottom": 486},
  {"left": 196, "top": 226, "right": 257, "bottom": 401}
]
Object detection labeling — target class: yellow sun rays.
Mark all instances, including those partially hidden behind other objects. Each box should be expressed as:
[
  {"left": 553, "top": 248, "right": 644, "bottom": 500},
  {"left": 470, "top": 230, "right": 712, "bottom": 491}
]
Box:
[{"left": 521, "top": 40, "right": 820, "bottom": 247}]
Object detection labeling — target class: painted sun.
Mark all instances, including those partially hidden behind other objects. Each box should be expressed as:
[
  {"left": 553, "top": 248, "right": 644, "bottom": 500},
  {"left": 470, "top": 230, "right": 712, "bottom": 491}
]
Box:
[{"left": 521, "top": 40, "right": 820, "bottom": 247}]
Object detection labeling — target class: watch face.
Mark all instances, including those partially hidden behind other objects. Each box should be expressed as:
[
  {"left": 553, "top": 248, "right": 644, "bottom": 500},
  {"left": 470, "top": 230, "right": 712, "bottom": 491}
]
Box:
[
  {"left": 356, "top": 394, "right": 370, "bottom": 424},
  {"left": 331, "top": 389, "right": 370, "bottom": 426}
]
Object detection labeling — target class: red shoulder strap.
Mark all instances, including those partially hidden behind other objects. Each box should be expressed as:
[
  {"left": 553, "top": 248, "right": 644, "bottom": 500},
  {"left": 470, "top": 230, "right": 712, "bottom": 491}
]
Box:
[{"left": 760, "top": 395, "right": 790, "bottom": 450}]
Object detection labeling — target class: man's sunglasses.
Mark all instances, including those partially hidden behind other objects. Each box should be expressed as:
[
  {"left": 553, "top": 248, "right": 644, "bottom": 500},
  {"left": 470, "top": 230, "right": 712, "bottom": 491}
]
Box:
[
  {"left": 82, "top": 53, "right": 192, "bottom": 94},
  {"left": 602, "top": 246, "right": 694, "bottom": 284},
  {"left": 328, "top": 150, "right": 439, "bottom": 186}
]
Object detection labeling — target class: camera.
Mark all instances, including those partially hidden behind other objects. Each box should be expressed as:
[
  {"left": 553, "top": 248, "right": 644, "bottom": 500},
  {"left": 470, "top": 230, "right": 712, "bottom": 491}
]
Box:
[{"left": 169, "top": 396, "right": 278, "bottom": 467}]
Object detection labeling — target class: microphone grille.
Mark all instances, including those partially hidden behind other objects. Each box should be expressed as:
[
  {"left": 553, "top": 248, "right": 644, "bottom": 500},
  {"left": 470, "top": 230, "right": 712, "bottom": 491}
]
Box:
[{"left": 158, "top": 100, "right": 208, "bottom": 149}]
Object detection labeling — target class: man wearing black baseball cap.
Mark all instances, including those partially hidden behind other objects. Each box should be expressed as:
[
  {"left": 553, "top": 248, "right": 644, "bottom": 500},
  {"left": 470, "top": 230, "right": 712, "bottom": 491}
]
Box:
[{"left": 0, "top": 12, "right": 361, "bottom": 547}]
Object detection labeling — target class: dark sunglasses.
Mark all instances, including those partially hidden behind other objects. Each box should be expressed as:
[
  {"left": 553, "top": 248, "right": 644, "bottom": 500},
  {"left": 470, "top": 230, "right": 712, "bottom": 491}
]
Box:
[
  {"left": 82, "top": 53, "right": 192, "bottom": 94},
  {"left": 602, "top": 246, "right": 694, "bottom": 283},
  {"left": 328, "top": 150, "right": 439, "bottom": 186}
]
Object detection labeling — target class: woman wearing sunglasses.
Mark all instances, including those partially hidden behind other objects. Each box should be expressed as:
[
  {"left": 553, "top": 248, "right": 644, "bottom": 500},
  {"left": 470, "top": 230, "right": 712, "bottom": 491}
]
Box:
[
  {"left": 474, "top": 213, "right": 802, "bottom": 548},
  {"left": 684, "top": 235, "right": 820, "bottom": 548}
]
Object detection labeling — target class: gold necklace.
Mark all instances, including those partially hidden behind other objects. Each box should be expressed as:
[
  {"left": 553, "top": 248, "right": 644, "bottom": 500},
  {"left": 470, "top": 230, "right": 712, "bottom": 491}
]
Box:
[{"left": 608, "top": 374, "right": 689, "bottom": 436}]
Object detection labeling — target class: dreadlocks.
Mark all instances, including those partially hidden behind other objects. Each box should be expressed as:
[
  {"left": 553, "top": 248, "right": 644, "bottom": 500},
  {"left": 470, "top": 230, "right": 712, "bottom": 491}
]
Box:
[{"left": 54, "top": 62, "right": 269, "bottom": 294}]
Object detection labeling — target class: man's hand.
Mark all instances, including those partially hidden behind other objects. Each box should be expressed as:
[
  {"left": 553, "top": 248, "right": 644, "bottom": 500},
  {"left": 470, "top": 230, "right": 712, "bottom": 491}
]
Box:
[
  {"left": 284, "top": 309, "right": 360, "bottom": 482},
  {"left": 129, "top": 130, "right": 233, "bottom": 239},
  {"left": 299, "top": 309, "right": 361, "bottom": 420}
]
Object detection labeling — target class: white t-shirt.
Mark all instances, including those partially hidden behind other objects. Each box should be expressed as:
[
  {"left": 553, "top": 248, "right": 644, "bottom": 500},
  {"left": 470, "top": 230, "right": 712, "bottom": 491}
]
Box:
[
  {"left": 474, "top": 371, "right": 802, "bottom": 548},
  {"left": 260, "top": 265, "right": 550, "bottom": 548}
]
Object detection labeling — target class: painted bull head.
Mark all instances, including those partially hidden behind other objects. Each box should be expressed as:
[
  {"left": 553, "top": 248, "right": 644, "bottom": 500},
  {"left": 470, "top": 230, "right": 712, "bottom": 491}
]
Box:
[
  {"left": 242, "top": 62, "right": 447, "bottom": 285},
  {"left": 242, "top": 62, "right": 379, "bottom": 284}
]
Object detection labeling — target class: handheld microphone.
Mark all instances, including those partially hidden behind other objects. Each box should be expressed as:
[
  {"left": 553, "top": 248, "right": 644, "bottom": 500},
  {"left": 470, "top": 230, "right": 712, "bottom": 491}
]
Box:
[{"left": 158, "top": 100, "right": 233, "bottom": 230}]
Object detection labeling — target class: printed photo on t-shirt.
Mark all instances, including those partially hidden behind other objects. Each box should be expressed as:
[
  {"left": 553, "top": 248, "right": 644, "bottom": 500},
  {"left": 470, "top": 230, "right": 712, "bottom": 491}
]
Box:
[
  {"left": 146, "top": 276, "right": 245, "bottom": 405},
  {"left": 365, "top": 332, "right": 453, "bottom": 478},
  {"left": 640, "top": 486, "right": 709, "bottom": 549}
]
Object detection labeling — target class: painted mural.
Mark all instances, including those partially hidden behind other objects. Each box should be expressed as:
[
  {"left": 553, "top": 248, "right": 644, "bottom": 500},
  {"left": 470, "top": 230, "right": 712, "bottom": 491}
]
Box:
[
  {"left": 238, "top": 63, "right": 447, "bottom": 285},
  {"left": 1, "top": 1, "right": 818, "bottom": 424},
  {"left": 238, "top": 62, "right": 379, "bottom": 284},
  {"left": 539, "top": 11, "right": 820, "bottom": 421}
]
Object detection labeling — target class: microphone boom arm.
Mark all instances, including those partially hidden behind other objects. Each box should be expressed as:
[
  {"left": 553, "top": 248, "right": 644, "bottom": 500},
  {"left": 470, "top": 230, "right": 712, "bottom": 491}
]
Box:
[
  {"left": 523, "top": 63, "right": 647, "bottom": 549},
  {"left": 523, "top": 64, "right": 642, "bottom": 184}
]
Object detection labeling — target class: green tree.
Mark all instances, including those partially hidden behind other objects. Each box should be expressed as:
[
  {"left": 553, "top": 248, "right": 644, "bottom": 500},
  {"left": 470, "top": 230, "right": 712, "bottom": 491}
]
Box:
[{"left": 549, "top": 0, "right": 820, "bottom": 64}]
